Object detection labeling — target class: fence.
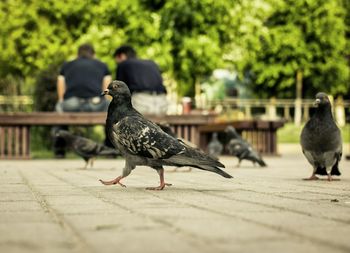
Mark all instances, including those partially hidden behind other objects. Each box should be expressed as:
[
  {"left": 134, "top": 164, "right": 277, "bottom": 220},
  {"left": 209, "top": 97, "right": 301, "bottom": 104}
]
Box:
[
  {"left": 1, "top": 95, "right": 349, "bottom": 126},
  {"left": 206, "top": 97, "right": 350, "bottom": 126}
]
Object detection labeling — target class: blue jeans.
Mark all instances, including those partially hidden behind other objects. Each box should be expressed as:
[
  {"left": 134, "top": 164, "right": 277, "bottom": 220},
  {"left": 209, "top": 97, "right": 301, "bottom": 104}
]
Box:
[{"left": 56, "top": 96, "right": 109, "bottom": 112}]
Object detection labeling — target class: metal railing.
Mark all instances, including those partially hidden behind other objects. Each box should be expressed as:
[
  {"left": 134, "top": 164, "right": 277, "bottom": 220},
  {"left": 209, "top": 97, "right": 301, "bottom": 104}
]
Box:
[
  {"left": 0, "top": 96, "right": 34, "bottom": 112},
  {"left": 206, "top": 97, "right": 350, "bottom": 126}
]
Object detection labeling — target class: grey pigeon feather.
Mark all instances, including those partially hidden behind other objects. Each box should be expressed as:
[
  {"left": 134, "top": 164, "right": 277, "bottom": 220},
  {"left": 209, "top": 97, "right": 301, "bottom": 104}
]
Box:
[
  {"left": 300, "top": 92, "right": 342, "bottom": 181},
  {"left": 208, "top": 132, "right": 223, "bottom": 157},
  {"left": 56, "top": 130, "right": 120, "bottom": 169},
  {"left": 225, "top": 126, "right": 267, "bottom": 167},
  {"left": 99, "top": 80, "right": 232, "bottom": 190}
]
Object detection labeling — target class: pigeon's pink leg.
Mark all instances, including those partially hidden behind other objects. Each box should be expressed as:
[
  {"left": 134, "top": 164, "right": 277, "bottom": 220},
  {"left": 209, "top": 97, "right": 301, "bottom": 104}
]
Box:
[
  {"left": 146, "top": 168, "right": 172, "bottom": 190},
  {"left": 327, "top": 174, "right": 333, "bottom": 181},
  {"left": 99, "top": 176, "right": 126, "bottom": 187},
  {"left": 303, "top": 172, "right": 319, "bottom": 180}
]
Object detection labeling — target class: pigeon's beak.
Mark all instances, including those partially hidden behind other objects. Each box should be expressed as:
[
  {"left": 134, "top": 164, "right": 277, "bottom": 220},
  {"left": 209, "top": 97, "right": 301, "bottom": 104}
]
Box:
[
  {"left": 314, "top": 98, "right": 321, "bottom": 107},
  {"left": 101, "top": 89, "right": 109, "bottom": 96}
]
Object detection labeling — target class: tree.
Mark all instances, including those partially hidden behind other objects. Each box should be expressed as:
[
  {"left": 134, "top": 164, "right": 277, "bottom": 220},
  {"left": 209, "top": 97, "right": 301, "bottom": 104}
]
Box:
[
  {"left": 243, "top": 0, "right": 349, "bottom": 98},
  {"left": 160, "top": 0, "right": 236, "bottom": 96},
  {"left": 0, "top": 0, "right": 348, "bottom": 99}
]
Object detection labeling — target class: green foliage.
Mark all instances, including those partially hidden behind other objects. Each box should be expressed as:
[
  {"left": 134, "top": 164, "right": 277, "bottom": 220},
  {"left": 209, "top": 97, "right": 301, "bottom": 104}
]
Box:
[
  {"left": 0, "top": 0, "right": 348, "bottom": 99},
  {"left": 278, "top": 123, "right": 350, "bottom": 143},
  {"left": 245, "top": 0, "right": 349, "bottom": 98}
]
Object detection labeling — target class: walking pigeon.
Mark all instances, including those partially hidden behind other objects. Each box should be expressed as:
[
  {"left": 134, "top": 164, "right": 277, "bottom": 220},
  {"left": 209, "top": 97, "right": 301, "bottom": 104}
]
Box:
[
  {"left": 300, "top": 92, "right": 342, "bottom": 181},
  {"left": 225, "top": 126, "right": 267, "bottom": 167},
  {"left": 99, "top": 80, "right": 232, "bottom": 190},
  {"left": 208, "top": 132, "right": 223, "bottom": 157},
  {"left": 56, "top": 130, "right": 120, "bottom": 169}
]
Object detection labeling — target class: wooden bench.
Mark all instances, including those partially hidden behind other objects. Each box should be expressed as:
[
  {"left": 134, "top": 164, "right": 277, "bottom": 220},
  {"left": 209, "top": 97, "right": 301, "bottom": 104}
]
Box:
[{"left": 0, "top": 112, "right": 284, "bottom": 159}]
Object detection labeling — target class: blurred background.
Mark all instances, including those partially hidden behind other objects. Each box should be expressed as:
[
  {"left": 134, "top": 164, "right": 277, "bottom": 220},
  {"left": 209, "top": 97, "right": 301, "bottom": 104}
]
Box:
[{"left": 0, "top": 0, "right": 349, "bottom": 157}]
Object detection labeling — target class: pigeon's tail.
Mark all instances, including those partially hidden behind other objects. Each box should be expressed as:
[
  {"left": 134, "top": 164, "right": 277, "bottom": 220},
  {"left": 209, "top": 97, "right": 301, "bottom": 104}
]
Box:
[
  {"left": 98, "top": 146, "right": 120, "bottom": 156},
  {"left": 195, "top": 165, "right": 233, "bottom": 178},
  {"left": 166, "top": 145, "right": 233, "bottom": 178},
  {"left": 255, "top": 157, "right": 267, "bottom": 167},
  {"left": 315, "top": 166, "right": 328, "bottom": 175},
  {"left": 330, "top": 160, "right": 341, "bottom": 176}
]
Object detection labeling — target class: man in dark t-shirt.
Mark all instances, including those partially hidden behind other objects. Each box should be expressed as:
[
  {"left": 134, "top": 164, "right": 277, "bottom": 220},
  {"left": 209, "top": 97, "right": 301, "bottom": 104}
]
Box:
[
  {"left": 113, "top": 45, "right": 168, "bottom": 115},
  {"left": 57, "top": 44, "right": 111, "bottom": 111},
  {"left": 54, "top": 44, "right": 112, "bottom": 157}
]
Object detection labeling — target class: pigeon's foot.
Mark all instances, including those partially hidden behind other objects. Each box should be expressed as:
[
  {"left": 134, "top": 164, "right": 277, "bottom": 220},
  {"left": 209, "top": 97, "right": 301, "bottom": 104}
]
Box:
[
  {"left": 146, "top": 168, "right": 172, "bottom": 190},
  {"left": 303, "top": 175, "right": 319, "bottom": 180},
  {"left": 146, "top": 182, "right": 172, "bottom": 191},
  {"left": 99, "top": 176, "right": 126, "bottom": 187}
]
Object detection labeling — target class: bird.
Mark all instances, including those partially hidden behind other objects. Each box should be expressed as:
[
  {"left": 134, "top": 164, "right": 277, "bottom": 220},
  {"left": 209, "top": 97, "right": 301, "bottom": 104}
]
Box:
[
  {"left": 207, "top": 132, "right": 223, "bottom": 157},
  {"left": 156, "top": 122, "right": 177, "bottom": 138},
  {"left": 225, "top": 126, "right": 267, "bottom": 167},
  {"left": 156, "top": 122, "right": 193, "bottom": 172},
  {"left": 300, "top": 92, "right": 342, "bottom": 181},
  {"left": 55, "top": 130, "right": 120, "bottom": 169},
  {"left": 99, "top": 80, "right": 232, "bottom": 190}
]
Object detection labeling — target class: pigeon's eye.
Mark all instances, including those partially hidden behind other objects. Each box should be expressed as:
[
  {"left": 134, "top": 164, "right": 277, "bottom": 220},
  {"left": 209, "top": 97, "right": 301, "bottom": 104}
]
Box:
[{"left": 113, "top": 85, "right": 118, "bottom": 89}]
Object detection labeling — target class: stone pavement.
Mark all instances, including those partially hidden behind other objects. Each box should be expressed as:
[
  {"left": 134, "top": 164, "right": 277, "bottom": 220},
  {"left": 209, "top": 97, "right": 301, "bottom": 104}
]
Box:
[{"left": 1, "top": 147, "right": 350, "bottom": 253}]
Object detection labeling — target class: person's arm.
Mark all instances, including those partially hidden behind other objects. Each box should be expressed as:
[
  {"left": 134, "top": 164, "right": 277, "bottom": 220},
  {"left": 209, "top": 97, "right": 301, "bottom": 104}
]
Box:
[
  {"left": 102, "top": 75, "right": 112, "bottom": 91},
  {"left": 57, "top": 75, "right": 66, "bottom": 102}
]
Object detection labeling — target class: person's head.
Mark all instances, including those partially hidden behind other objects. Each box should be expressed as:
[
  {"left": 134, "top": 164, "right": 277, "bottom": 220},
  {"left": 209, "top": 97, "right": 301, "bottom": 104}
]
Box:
[
  {"left": 78, "top": 44, "right": 95, "bottom": 59},
  {"left": 113, "top": 45, "right": 136, "bottom": 63}
]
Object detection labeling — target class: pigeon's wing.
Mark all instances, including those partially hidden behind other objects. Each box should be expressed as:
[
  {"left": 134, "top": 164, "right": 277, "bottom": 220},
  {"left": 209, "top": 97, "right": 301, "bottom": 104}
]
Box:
[
  {"left": 227, "top": 139, "right": 247, "bottom": 155},
  {"left": 112, "top": 116, "right": 185, "bottom": 159},
  {"left": 72, "top": 137, "right": 99, "bottom": 158}
]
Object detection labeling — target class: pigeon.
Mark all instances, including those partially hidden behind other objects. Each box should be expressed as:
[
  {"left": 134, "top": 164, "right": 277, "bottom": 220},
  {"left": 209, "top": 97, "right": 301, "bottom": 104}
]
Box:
[
  {"left": 300, "top": 92, "right": 342, "bottom": 181},
  {"left": 99, "top": 80, "right": 232, "bottom": 190},
  {"left": 56, "top": 130, "right": 120, "bottom": 169},
  {"left": 207, "top": 132, "right": 223, "bottom": 157},
  {"left": 225, "top": 126, "right": 267, "bottom": 167}
]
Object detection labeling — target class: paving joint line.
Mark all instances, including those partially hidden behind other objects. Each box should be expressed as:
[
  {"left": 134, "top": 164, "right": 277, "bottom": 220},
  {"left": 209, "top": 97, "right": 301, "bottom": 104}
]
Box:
[
  {"left": 18, "top": 169, "right": 94, "bottom": 253},
  {"left": 143, "top": 187, "right": 350, "bottom": 253},
  {"left": 45, "top": 169, "right": 222, "bottom": 252}
]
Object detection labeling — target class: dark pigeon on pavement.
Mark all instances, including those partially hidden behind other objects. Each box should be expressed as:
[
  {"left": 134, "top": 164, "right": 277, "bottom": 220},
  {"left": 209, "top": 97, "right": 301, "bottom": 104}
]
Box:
[
  {"left": 56, "top": 130, "right": 120, "bottom": 169},
  {"left": 99, "top": 80, "right": 232, "bottom": 190},
  {"left": 208, "top": 132, "right": 223, "bottom": 158},
  {"left": 225, "top": 126, "right": 267, "bottom": 167},
  {"left": 300, "top": 92, "right": 342, "bottom": 181}
]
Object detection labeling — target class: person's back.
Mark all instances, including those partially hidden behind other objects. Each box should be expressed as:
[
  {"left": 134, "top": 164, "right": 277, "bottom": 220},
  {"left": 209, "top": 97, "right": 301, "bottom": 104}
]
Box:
[
  {"left": 117, "top": 58, "right": 166, "bottom": 94},
  {"left": 62, "top": 57, "right": 110, "bottom": 99},
  {"left": 113, "top": 45, "right": 168, "bottom": 115}
]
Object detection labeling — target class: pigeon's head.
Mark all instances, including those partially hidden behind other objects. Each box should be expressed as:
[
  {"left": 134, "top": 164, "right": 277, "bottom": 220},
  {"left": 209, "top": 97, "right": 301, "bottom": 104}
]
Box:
[
  {"left": 55, "top": 130, "right": 71, "bottom": 138},
  {"left": 225, "top": 126, "right": 238, "bottom": 135},
  {"left": 314, "top": 92, "right": 330, "bottom": 108},
  {"left": 102, "top": 80, "right": 131, "bottom": 98}
]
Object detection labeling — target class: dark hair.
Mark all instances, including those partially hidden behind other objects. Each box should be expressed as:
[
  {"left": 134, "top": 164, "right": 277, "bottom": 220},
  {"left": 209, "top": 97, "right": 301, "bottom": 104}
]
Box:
[
  {"left": 78, "top": 44, "right": 95, "bottom": 58},
  {"left": 113, "top": 45, "right": 136, "bottom": 58}
]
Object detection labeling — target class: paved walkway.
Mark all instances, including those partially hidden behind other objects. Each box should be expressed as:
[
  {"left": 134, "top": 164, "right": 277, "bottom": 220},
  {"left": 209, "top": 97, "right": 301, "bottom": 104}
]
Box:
[{"left": 1, "top": 149, "right": 350, "bottom": 253}]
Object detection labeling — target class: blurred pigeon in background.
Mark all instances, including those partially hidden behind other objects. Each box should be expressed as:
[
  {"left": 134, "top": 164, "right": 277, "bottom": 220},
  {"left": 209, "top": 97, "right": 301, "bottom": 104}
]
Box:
[
  {"left": 56, "top": 130, "right": 120, "bottom": 169},
  {"left": 100, "top": 80, "right": 232, "bottom": 190},
  {"left": 208, "top": 132, "right": 223, "bottom": 157},
  {"left": 300, "top": 92, "right": 342, "bottom": 181},
  {"left": 157, "top": 122, "right": 177, "bottom": 138},
  {"left": 225, "top": 126, "right": 267, "bottom": 167}
]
